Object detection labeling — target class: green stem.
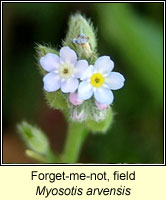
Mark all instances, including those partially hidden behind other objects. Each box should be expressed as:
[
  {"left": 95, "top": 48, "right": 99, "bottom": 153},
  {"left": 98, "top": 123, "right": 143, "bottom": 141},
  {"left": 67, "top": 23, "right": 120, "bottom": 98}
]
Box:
[
  {"left": 62, "top": 122, "right": 88, "bottom": 163},
  {"left": 46, "top": 149, "right": 59, "bottom": 163}
]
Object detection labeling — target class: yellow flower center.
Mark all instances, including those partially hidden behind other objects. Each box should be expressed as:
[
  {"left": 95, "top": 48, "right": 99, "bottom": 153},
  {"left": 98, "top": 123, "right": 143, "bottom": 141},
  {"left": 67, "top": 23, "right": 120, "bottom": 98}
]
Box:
[
  {"left": 59, "top": 64, "right": 73, "bottom": 79},
  {"left": 90, "top": 73, "right": 104, "bottom": 87}
]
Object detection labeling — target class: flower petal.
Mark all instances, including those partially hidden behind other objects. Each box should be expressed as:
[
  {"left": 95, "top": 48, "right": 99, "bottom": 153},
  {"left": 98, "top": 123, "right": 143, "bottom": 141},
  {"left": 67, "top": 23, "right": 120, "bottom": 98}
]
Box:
[
  {"left": 78, "top": 81, "right": 93, "bottom": 100},
  {"left": 43, "top": 72, "right": 61, "bottom": 92},
  {"left": 40, "top": 53, "right": 60, "bottom": 72},
  {"left": 94, "top": 87, "right": 114, "bottom": 104},
  {"left": 106, "top": 72, "right": 125, "bottom": 90},
  {"left": 60, "top": 46, "right": 77, "bottom": 64},
  {"left": 61, "top": 78, "right": 79, "bottom": 93},
  {"left": 74, "top": 60, "right": 89, "bottom": 78},
  {"left": 94, "top": 56, "right": 114, "bottom": 75},
  {"left": 81, "top": 65, "right": 95, "bottom": 81}
]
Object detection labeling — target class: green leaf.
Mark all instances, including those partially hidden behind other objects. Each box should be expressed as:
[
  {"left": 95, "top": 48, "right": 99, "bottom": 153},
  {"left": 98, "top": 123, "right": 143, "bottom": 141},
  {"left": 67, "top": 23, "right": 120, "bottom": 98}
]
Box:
[
  {"left": 36, "top": 44, "right": 58, "bottom": 57},
  {"left": 17, "top": 121, "right": 58, "bottom": 163},
  {"left": 44, "top": 90, "right": 70, "bottom": 117},
  {"left": 17, "top": 121, "right": 50, "bottom": 154}
]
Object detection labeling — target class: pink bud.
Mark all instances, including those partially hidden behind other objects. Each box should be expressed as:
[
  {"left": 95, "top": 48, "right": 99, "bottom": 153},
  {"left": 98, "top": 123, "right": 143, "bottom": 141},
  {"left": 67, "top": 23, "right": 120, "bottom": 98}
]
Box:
[
  {"left": 69, "top": 92, "right": 83, "bottom": 106},
  {"left": 95, "top": 101, "right": 109, "bottom": 111}
]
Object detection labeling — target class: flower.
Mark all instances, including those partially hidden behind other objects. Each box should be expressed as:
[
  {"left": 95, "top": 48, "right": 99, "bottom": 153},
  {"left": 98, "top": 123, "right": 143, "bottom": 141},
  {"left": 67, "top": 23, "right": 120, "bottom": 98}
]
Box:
[
  {"left": 40, "top": 46, "right": 88, "bottom": 93},
  {"left": 73, "top": 33, "right": 89, "bottom": 45},
  {"left": 69, "top": 92, "right": 83, "bottom": 106},
  {"left": 73, "top": 33, "right": 92, "bottom": 58},
  {"left": 78, "top": 56, "right": 125, "bottom": 104}
]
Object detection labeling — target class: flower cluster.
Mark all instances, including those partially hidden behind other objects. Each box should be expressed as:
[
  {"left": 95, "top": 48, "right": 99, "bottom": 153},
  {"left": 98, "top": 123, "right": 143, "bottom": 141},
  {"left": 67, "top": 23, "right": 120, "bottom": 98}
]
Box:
[{"left": 40, "top": 46, "right": 125, "bottom": 122}]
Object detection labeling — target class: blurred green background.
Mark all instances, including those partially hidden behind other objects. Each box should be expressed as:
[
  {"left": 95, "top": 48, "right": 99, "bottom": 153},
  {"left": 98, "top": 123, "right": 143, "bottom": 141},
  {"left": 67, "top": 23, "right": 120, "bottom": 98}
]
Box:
[{"left": 3, "top": 2, "right": 163, "bottom": 163}]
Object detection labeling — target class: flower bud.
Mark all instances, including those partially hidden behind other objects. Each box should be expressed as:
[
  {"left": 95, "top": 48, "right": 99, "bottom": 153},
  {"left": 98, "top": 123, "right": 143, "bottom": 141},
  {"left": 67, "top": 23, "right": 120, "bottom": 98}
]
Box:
[
  {"left": 69, "top": 92, "right": 83, "bottom": 106},
  {"left": 72, "top": 109, "right": 85, "bottom": 122}
]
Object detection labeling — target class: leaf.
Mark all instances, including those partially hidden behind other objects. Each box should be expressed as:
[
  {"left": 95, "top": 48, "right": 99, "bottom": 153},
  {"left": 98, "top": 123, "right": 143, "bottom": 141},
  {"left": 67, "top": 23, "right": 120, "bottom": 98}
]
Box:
[
  {"left": 17, "top": 121, "right": 57, "bottom": 163},
  {"left": 44, "top": 90, "right": 69, "bottom": 115},
  {"left": 17, "top": 121, "right": 50, "bottom": 154},
  {"left": 36, "top": 44, "right": 59, "bottom": 58}
]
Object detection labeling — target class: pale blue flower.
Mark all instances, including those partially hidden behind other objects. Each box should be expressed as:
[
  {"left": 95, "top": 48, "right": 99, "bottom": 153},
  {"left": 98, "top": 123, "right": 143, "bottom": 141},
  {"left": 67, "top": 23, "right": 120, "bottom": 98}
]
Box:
[
  {"left": 40, "top": 46, "right": 88, "bottom": 93},
  {"left": 73, "top": 33, "right": 89, "bottom": 45},
  {"left": 78, "top": 56, "right": 125, "bottom": 104}
]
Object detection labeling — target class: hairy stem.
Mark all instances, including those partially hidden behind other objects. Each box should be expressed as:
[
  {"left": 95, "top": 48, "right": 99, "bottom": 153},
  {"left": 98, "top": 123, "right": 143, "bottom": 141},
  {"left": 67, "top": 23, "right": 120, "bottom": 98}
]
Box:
[{"left": 62, "top": 122, "right": 88, "bottom": 163}]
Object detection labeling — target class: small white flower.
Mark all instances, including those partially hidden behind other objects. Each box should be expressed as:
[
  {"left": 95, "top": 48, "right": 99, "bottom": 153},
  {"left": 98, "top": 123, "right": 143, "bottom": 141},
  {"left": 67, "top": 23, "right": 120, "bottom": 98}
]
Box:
[
  {"left": 40, "top": 46, "right": 88, "bottom": 93},
  {"left": 78, "top": 56, "right": 125, "bottom": 104}
]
